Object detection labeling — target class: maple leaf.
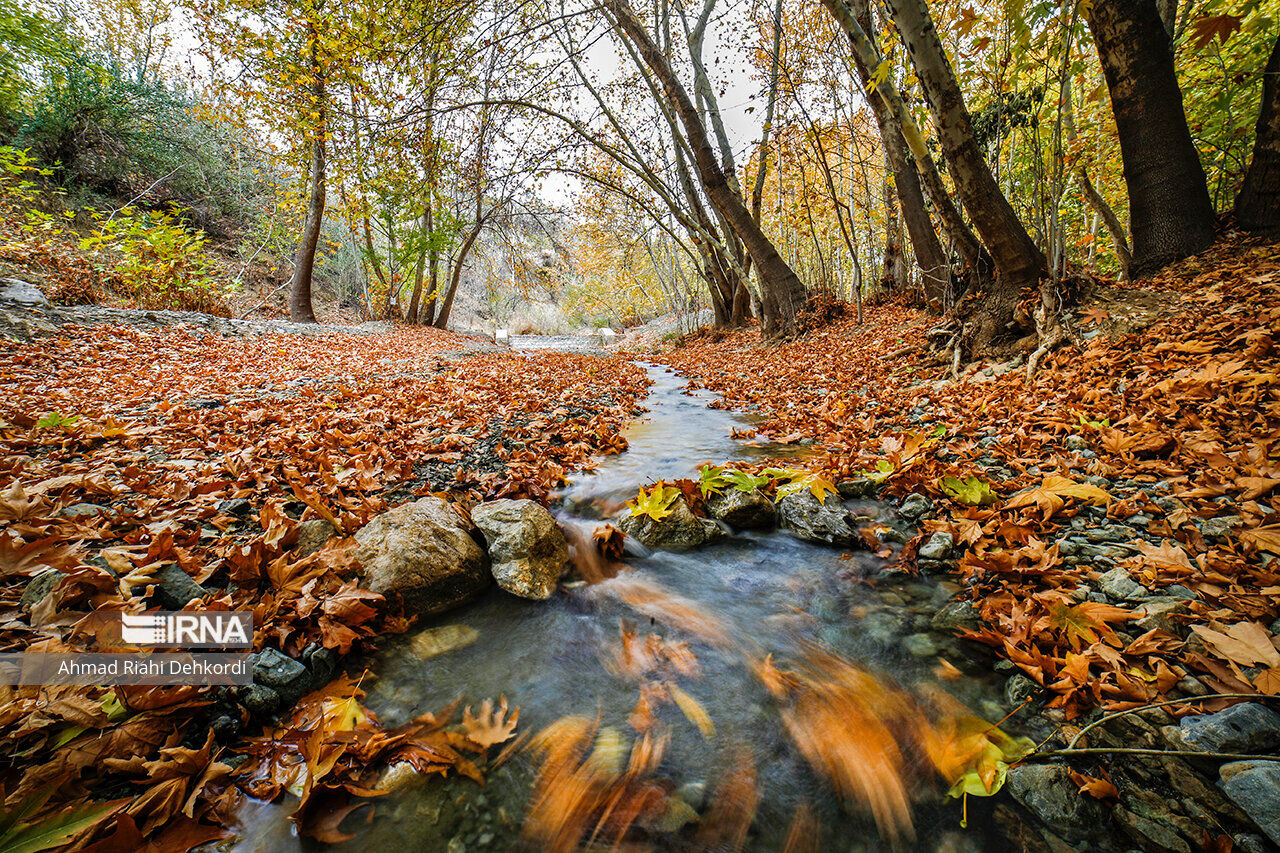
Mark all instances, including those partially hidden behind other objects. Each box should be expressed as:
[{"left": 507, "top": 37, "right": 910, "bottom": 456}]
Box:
[
  {"left": 1005, "top": 475, "right": 1110, "bottom": 519},
  {"left": 940, "top": 475, "right": 998, "bottom": 506},
  {"left": 1190, "top": 623, "right": 1280, "bottom": 669},
  {"left": 1041, "top": 599, "right": 1133, "bottom": 650},
  {"left": 1189, "top": 14, "right": 1242, "bottom": 49},
  {"left": 1238, "top": 524, "right": 1280, "bottom": 554},
  {"left": 1077, "top": 307, "right": 1110, "bottom": 326},
  {"left": 1067, "top": 768, "right": 1118, "bottom": 801},
  {"left": 626, "top": 483, "right": 680, "bottom": 521},
  {"left": 461, "top": 697, "right": 519, "bottom": 749}
]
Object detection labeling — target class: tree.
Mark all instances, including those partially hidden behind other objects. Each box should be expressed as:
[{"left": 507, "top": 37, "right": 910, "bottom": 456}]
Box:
[
  {"left": 288, "top": 19, "right": 325, "bottom": 323},
  {"left": 880, "top": 0, "right": 1047, "bottom": 350},
  {"left": 1236, "top": 35, "right": 1280, "bottom": 236},
  {"left": 597, "top": 0, "right": 808, "bottom": 337},
  {"left": 1085, "top": 0, "right": 1215, "bottom": 277}
]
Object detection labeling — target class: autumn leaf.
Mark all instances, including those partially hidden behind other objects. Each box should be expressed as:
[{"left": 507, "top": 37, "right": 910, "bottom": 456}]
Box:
[
  {"left": 1189, "top": 14, "right": 1242, "bottom": 49},
  {"left": 665, "top": 682, "right": 715, "bottom": 739},
  {"left": 1041, "top": 599, "right": 1133, "bottom": 650},
  {"left": 1190, "top": 623, "right": 1280, "bottom": 669},
  {"left": 1067, "top": 768, "right": 1118, "bottom": 801},
  {"left": 1005, "top": 475, "right": 1110, "bottom": 519},
  {"left": 461, "top": 697, "right": 519, "bottom": 749},
  {"left": 940, "top": 475, "right": 998, "bottom": 507},
  {"left": 627, "top": 483, "right": 680, "bottom": 521}
]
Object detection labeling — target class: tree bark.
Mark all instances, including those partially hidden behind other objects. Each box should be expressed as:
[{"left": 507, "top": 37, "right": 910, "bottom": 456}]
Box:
[
  {"left": 1086, "top": 0, "right": 1216, "bottom": 277},
  {"left": 882, "top": 0, "right": 1047, "bottom": 349},
  {"left": 1236, "top": 35, "right": 1280, "bottom": 236},
  {"left": 1079, "top": 166, "right": 1133, "bottom": 280},
  {"left": 433, "top": 217, "right": 485, "bottom": 330},
  {"left": 288, "top": 27, "right": 324, "bottom": 324},
  {"left": 599, "top": 0, "right": 807, "bottom": 337}
]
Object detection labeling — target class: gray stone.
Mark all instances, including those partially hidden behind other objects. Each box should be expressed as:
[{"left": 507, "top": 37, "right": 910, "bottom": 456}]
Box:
[
  {"left": 294, "top": 519, "right": 337, "bottom": 557},
  {"left": 902, "top": 633, "right": 938, "bottom": 657},
  {"left": 931, "top": 600, "right": 981, "bottom": 633},
  {"left": 836, "top": 478, "right": 875, "bottom": 499},
  {"left": 0, "top": 278, "right": 48, "bottom": 305},
  {"left": 149, "top": 564, "right": 208, "bottom": 609},
  {"left": 776, "top": 490, "right": 858, "bottom": 546},
  {"left": 241, "top": 684, "right": 282, "bottom": 717},
  {"left": 619, "top": 497, "right": 724, "bottom": 551},
  {"left": 20, "top": 570, "right": 65, "bottom": 612},
  {"left": 252, "top": 648, "right": 310, "bottom": 702},
  {"left": 217, "top": 497, "right": 252, "bottom": 516},
  {"left": 897, "top": 492, "right": 933, "bottom": 520},
  {"left": 1180, "top": 704, "right": 1280, "bottom": 754},
  {"left": 1065, "top": 435, "right": 1089, "bottom": 451},
  {"left": 471, "top": 499, "right": 569, "bottom": 600},
  {"left": 1005, "top": 673, "right": 1039, "bottom": 706},
  {"left": 1133, "top": 597, "right": 1190, "bottom": 633},
  {"left": 861, "top": 610, "right": 906, "bottom": 644},
  {"left": 1114, "top": 806, "right": 1191, "bottom": 853},
  {"left": 1219, "top": 761, "right": 1280, "bottom": 845},
  {"left": 354, "top": 497, "right": 491, "bottom": 616},
  {"left": 1097, "top": 566, "right": 1151, "bottom": 601},
  {"left": 918, "top": 531, "right": 954, "bottom": 561},
  {"left": 1007, "top": 764, "right": 1104, "bottom": 842},
  {"left": 58, "top": 503, "right": 107, "bottom": 519},
  {"left": 705, "top": 488, "right": 776, "bottom": 530}
]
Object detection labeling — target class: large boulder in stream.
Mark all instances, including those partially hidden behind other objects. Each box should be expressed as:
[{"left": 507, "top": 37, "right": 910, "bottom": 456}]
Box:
[
  {"left": 354, "top": 497, "right": 490, "bottom": 616},
  {"left": 619, "top": 497, "right": 724, "bottom": 551},
  {"left": 705, "top": 488, "right": 776, "bottom": 530},
  {"left": 776, "top": 490, "right": 861, "bottom": 547},
  {"left": 471, "top": 499, "right": 569, "bottom": 600}
]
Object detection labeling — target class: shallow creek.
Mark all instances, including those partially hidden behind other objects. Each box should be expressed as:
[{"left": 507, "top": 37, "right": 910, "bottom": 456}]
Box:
[{"left": 234, "top": 363, "right": 1012, "bottom": 852}]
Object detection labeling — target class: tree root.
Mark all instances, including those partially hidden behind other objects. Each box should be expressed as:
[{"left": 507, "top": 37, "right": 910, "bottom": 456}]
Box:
[{"left": 1026, "top": 280, "right": 1082, "bottom": 381}]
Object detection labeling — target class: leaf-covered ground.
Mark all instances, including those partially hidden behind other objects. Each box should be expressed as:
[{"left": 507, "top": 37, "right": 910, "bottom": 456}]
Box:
[
  {"left": 656, "top": 235, "right": 1280, "bottom": 720},
  {"left": 0, "top": 323, "right": 647, "bottom": 846}
]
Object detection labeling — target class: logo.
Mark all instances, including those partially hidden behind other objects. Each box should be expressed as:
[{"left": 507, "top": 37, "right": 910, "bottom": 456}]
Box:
[{"left": 119, "top": 612, "right": 252, "bottom": 648}]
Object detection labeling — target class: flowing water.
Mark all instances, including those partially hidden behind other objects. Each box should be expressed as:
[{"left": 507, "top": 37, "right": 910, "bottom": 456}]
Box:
[{"left": 234, "top": 363, "right": 1010, "bottom": 852}]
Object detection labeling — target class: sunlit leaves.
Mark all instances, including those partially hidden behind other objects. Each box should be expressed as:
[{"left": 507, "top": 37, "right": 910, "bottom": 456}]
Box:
[
  {"left": 939, "top": 475, "right": 998, "bottom": 506},
  {"left": 626, "top": 482, "right": 681, "bottom": 521}
]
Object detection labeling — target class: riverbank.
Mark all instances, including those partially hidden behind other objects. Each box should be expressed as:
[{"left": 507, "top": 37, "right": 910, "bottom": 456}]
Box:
[{"left": 645, "top": 235, "right": 1280, "bottom": 849}]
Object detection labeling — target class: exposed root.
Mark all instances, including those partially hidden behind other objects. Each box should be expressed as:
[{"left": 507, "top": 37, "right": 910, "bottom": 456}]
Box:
[{"left": 1026, "top": 281, "right": 1081, "bottom": 381}]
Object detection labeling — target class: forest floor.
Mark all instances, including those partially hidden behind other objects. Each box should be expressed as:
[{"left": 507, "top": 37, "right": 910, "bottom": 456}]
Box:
[
  {"left": 656, "top": 234, "right": 1280, "bottom": 716},
  {"left": 1, "top": 235, "right": 1278, "bottom": 850}
]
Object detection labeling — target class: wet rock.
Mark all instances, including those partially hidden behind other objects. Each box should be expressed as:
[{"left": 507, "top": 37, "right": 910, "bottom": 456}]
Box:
[
  {"left": 1007, "top": 764, "right": 1105, "bottom": 843},
  {"left": 902, "top": 633, "right": 938, "bottom": 657},
  {"left": 930, "top": 600, "right": 981, "bottom": 633},
  {"left": 1097, "top": 566, "right": 1151, "bottom": 601},
  {"left": 776, "top": 490, "right": 857, "bottom": 546},
  {"left": 704, "top": 488, "right": 776, "bottom": 530},
  {"left": 1219, "top": 761, "right": 1280, "bottom": 844},
  {"left": 918, "top": 531, "right": 954, "bottom": 561},
  {"left": 20, "top": 570, "right": 65, "bottom": 612},
  {"left": 299, "top": 643, "right": 337, "bottom": 692},
  {"left": 1179, "top": 703, "right": 1280, "bottom": 754},
  {"left": 241, "top": 684, "right": 282, "bottom": 716},
  {"left": 836, "top": 478, "right": 875, "bottom": 499},
  {"left": 294, "top": 519, "right": 336, "bottom": 557},
  {"left": 410, "top": 624, "right": 480, "bottom": 659},
  {"left": 619, "top": 497, "right": 723, "bottom": 551},
  {"left": 1064, "top": 435, "right": 1089, "bottom": 451},
  {"left": 149, "top": 564, "right": 209, "bottom": 609},
  {"left": 897, "top": 492, "right": 933, "bottom": 520},
  {"left": 252, "top": 648, "right": 310, "bottom": 704},
  {"left": 354, "top": 497, "right": 490, "bottom": 616},
  {"left": 471, "top": 499, "right": 569, "bottom": 600},
  {"left": 0, "top": 278, "right": 47, "bottom": 305},
  {"left": 1005, "top": 673, "right": 1039, "bottom": 706},
  {"left": 1114, "top": 805, "right": 1191, "bottom": 853},
  {"left": 861, "top": 610, "right": 906, "bottom": 644}
]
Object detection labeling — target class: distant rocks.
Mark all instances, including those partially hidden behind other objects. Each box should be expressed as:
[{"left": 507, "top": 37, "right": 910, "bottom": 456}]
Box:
[
  {"left": 471, "top": 499, "right": 569, "bottom": 600},
  {"left": 619, "top": 497, "right": 724, "bottom": 551},
  {"left": 354, "top": 497, "right": 490, "bottom": 616}
]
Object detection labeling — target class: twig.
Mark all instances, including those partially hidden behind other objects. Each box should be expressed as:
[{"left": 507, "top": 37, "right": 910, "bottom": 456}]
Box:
[
  {"left": 1064, "top": 692, "right": 1273, "bottom": 750},
  {"left": 106, "top": 165, "right": 184, "bottom": 224},
  {"left": 1029, "top": 747, "right": 1279, "bottom": 762}
]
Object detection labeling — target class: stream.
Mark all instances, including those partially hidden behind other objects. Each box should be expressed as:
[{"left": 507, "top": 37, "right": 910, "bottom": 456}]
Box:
[{"left": 233, "top": 363, "right": 1012, "bottom": 852}]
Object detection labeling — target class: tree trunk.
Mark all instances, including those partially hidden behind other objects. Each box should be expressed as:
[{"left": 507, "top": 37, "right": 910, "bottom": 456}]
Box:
[
  {"left": 1087, "top": 0, "right": 1216, "bottom": 277},
  {"left": 288, "top": 29, "right": 324, "bottom": 324},
  {"left": 406, "top": 208, "right": 429, "bottom": 324},
  {"left": 1236, "top": 35, "right": 1280, "bottom": 236},
  {"left": 600, "top": 0, "right": 807, "bottom": 337},
  {"left": 1079, "top": 166, "right": 1133, "bottom": 280},
  {"left": 433, "top": 217, "right": 485, "bottom": 330},
  {"left": 883, "top": 0, "right": 1047, "bottom": 349},
  {"left": 825, "top": 0, "right": 984, "bottom": 280}
]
